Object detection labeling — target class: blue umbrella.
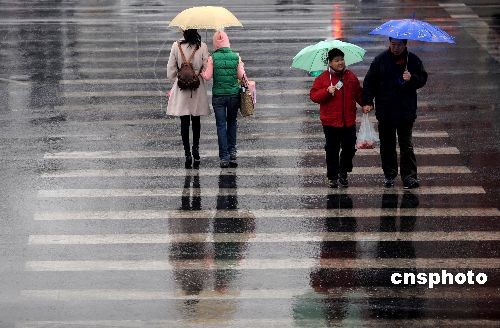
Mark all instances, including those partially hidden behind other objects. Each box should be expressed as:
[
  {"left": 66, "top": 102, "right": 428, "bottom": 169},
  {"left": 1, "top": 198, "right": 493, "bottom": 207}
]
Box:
[{"left": 369, "top": 18, "right": 455, "bottom": 44}]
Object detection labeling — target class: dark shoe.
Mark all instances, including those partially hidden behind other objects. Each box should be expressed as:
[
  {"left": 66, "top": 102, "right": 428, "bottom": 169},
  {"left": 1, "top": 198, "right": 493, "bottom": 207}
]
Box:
[
  {"left": 229, "top": 161, "right": 238, "bottom": 168},
  {"left": 384, "top": 176, "right": 395, "bottom": 188},
  {"left": 185, "top": 155, "right": 192, "bottom": 169},
  {"left": 403, "top": 177, "right": 420, "bottom": 189},
  {"left": 220, "top": 160, "right": 230, "bottom": 168},
  {"left": 327, "top": 178, "right": 338, "bottom": 189},
  {"left": 338, "top": 172, "right": 348, "bottom": 188}
]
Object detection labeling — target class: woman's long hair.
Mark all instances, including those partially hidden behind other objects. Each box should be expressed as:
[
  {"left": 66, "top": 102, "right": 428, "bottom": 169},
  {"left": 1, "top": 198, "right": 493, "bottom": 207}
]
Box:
[{"left": 180, "top": 29, "right": 201, "bottom": 48}]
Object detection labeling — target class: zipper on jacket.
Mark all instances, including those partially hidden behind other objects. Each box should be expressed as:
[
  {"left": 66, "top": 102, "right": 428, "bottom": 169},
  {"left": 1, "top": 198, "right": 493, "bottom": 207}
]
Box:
[
  {"left": 338, "top": 70, "right": 345, "bottom": 127},
  {"left": 331, "top": 68, "right": 346, "bottom": 127},
  {"left": 341, "top": 77, "right": 345, "bottom": 126}
]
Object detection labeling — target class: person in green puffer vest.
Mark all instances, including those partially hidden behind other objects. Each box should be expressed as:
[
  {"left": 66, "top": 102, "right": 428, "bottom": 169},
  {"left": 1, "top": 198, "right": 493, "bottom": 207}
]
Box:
[{"left": 202, "top": 30, "right": 247, "bottom": 168}]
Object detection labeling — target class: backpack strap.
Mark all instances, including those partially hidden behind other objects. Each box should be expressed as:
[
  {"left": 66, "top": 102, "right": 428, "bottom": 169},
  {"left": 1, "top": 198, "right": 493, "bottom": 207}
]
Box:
[
  {"left": 176, "top": 42, "right": 186, "bottom": 64},
  {"left": 177, "top": 41, "right": 199, "bottom": 64},
  {"left": 187, "top": 44, "right": 199, "bottom": 63}
]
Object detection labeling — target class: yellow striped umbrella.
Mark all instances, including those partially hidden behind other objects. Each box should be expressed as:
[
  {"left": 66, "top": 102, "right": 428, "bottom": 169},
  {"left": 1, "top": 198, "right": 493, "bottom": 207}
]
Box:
[{"left": 169, "top": 6, "right": 242, "bottom": 30}]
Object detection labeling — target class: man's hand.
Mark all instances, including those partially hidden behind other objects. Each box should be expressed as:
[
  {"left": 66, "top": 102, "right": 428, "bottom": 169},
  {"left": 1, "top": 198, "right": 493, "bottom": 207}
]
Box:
[
  {"left": 403, "top": 69, "right": 411, "bottom": 81},
  {"left": 362, "top": 105, "right": 374, "bottom": 113}
]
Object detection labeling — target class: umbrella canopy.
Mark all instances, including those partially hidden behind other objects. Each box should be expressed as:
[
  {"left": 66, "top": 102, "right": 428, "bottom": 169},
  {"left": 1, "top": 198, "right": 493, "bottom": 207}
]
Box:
[
  {"left": 292, "top": 39, "right": 366, "bottom": 73},
  {"left": 369, "top": 19, "right": 455, "bottom": 43},
  {"left": 169, "top": 6, "right": 242, "bottom": 30}
]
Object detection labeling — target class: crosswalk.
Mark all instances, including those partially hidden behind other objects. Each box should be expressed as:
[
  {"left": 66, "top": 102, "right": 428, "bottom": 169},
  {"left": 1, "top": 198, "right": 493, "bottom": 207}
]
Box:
[
  {"left": 15, "top": 320, "right": 500, "bottom": 328},
  {"left": 2, "top": 0, "right": 498, "bottom": 327}
]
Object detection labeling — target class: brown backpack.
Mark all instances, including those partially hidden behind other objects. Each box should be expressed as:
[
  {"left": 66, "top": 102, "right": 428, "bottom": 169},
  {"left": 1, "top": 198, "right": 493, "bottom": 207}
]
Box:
[{"left": 177, "top": 42, "right": 201, "bottom": 93}]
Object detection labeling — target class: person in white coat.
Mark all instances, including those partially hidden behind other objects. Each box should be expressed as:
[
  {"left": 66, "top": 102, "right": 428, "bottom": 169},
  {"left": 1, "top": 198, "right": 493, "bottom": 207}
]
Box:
[{"left": 167, "top": 29, "right": 211, "bottom": 169}]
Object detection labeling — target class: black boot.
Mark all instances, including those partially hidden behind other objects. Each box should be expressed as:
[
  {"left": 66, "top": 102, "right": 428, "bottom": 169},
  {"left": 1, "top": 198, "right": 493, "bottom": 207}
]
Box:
[
  {"left": 185, "top": 155, "right": 192, "bottom": 169},
  {"left": 185, "top": 150, "right": 192, "bottom": 169},
  {"left": 192, "top": 147, "right": 200, "bottom": 169}
]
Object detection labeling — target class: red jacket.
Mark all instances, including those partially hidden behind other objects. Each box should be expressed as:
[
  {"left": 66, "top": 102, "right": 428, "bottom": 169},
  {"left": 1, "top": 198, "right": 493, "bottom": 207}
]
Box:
[{"left": 310, "top": 69, "right": 363, "bottom": 127}]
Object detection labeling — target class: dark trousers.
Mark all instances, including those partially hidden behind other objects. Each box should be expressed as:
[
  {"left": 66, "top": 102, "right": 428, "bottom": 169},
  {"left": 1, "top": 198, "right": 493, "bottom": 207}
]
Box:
[
  {"left": 180, "top": 115, "right": 200, "bottom": 156},
  {"left": 322, "top": 125, "right": 357, "bottom": 180},
  {"left": 378, "top": 120, "right": 417, "bottom": 181}
]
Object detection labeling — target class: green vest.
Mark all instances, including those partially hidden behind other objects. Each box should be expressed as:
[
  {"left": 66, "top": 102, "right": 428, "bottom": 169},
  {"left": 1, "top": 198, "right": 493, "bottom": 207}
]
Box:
[{"left": 212, "top": 48, "right": 240, "bottom": 96}]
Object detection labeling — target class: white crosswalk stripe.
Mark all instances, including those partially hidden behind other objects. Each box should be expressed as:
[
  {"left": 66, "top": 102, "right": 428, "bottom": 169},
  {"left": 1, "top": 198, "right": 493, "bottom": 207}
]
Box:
[
  {"left": 33, "top": 208, "right": 500, "bottom": 221},
  {"left": 37, "top": 186, "right": 485, "bottom": 198},
  {"left": 27, "top": 231, "right": 500, "bottom": 246},
  {"left": 19, "top": 287, "right": 499, "bottom": 301},
  {"left": 43, "top": 147, "right": 460, "bottom": 159},
  {"left": 34, "top": 131, "right": 450, "bottom": 142},
  {"left": 39, "top": 166, "right": 470, "bottom": 177}
]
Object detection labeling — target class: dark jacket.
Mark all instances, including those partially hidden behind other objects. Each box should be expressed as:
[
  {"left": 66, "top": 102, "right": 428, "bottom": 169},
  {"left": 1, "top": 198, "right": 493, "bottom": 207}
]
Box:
[
  {"left": 310, "top": 69, "right": 363, "bottom": 127},
  {"left": 362, "top": 49, "right": 427, "bottom": 123}
]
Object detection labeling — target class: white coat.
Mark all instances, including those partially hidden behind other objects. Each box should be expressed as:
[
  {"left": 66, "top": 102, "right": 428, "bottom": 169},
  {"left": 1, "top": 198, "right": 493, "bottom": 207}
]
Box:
[{"left": 166, "top": 41, "right": 211, "bottom": 117}]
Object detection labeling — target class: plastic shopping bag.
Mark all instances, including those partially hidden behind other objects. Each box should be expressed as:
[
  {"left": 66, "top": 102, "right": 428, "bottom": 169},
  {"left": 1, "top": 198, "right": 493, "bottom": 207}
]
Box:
[{"left": 356, "top": 113, "right": 379, "bottom": 149}]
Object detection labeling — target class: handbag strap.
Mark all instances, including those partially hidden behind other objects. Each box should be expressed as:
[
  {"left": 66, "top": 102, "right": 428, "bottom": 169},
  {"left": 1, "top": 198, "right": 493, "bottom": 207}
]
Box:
[{"left": 241, "top": 73, "right": 250, "bottom": 88}]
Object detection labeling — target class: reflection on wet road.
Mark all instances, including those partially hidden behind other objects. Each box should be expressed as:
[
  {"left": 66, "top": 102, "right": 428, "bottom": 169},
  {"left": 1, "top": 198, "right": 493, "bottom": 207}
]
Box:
[{"left": 0, "top": 0, "right": 499, "bottom": 327}]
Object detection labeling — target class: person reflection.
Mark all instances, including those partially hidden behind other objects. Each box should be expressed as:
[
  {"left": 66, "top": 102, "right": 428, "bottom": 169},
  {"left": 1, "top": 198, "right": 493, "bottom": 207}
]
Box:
[
  {"left": 213, "top": 170, "right": 255, "bottom": 293},
  {"left": 378, "top": 191, "right": 417, "bottom": 259},
  {"left": 371, "top": 190, "right": 424, "bottom": 319},
  {"left": 294, "top": 193, "right": 361, "bottom": 326},
  {"left": 169, "top": 172, "right": 210, "bottom": 301},
  {"left": 179, "top": 172, "right": 202, "bottom": 211}
]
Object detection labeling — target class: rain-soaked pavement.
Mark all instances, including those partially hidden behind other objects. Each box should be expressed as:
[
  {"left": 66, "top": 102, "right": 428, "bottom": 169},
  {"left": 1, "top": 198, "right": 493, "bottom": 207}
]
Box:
[{"left": 0, "top": 0, "right": 499, "bottom": 327}]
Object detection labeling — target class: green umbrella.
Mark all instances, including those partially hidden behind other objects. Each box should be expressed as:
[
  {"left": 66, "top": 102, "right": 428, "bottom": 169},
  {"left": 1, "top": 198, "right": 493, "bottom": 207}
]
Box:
[{"left": 292, "top": 39, "right": 366, "bottom": 73}]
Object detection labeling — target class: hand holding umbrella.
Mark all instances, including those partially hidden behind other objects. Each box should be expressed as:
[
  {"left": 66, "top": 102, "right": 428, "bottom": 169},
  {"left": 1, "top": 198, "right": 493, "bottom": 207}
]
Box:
[{"left": 402, "top": 69, "right": 411, "bottom": 81}]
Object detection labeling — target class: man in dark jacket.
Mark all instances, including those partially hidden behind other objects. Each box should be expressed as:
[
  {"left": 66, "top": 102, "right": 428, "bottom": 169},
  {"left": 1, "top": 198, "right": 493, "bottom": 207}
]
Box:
[{"left": 362, "top": 38, "right": 427, "bottom": 189}]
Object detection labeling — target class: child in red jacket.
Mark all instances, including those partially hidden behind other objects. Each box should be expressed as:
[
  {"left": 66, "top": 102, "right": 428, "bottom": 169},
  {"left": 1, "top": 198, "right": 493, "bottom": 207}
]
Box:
[{"left": 310, "top": 48, "right": 363, "bottom": 188}]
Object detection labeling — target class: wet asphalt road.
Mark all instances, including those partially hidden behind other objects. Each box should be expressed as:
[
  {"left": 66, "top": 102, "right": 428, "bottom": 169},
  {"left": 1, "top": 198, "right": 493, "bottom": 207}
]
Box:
[{"left": 0, "top": 0, "right": 499, "bottom": 327}]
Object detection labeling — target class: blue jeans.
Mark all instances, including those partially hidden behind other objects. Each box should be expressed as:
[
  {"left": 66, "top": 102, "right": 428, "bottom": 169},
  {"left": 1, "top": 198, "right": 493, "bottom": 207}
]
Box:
[{"left": 212, "top": 95, "right": 240, "bottom": 161}]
